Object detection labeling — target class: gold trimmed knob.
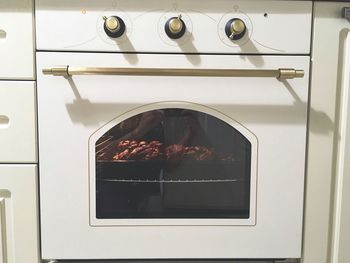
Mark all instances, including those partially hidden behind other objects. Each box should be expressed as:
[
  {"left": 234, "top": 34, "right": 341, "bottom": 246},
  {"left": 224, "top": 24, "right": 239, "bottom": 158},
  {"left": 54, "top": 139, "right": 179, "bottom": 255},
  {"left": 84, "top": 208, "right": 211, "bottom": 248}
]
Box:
[
  {"left": 169, "top": 15, "right": 184, "bottom": 34},
  {"left": 225, "top": 18, "right": 247, "bottom": 41},
  {"left": 103, "top": 16, "right": 120, "bottom": 32},
  {"left": 103, "top": 16, "right": 126, "bottom": 38},
  {"left": 230, "top": 19, "right": 245, "bottom": 37},
  {"left": 165, "top": 15, "right": 186, "bottom": 39}
]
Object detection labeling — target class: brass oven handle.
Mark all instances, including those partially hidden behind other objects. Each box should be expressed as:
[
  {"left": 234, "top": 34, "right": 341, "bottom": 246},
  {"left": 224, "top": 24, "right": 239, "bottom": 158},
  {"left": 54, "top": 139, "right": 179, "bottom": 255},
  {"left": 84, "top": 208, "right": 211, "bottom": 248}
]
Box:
[{"left": 42, "top": 66, "right": 304, "bottom": 80}]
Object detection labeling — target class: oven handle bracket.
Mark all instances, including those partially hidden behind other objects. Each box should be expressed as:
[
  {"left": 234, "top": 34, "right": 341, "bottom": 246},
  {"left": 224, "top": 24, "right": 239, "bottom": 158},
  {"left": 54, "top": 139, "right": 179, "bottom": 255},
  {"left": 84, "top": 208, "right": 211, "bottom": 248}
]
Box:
[{"left": 42, "top": 66, "right": 304, "bottom": 80}]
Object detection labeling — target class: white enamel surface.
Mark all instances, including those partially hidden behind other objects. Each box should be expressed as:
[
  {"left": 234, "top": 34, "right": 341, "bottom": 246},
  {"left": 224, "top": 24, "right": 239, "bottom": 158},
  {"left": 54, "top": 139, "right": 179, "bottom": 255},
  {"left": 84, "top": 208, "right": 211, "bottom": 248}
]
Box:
[
  {"left": 0, "top": 0, "right": 34, "bottom": 79},
  {"left": 37, "top": 52, "right": 309, "bottom": 259},
  {"left": 0, "top": 165, "right": 40, "bottom": 263},
  {"left": 35, "top": 0, "right": 312, "bottom": 54},
  {"left": 0, "top": 82, "right": 37, "bottom": 163}
]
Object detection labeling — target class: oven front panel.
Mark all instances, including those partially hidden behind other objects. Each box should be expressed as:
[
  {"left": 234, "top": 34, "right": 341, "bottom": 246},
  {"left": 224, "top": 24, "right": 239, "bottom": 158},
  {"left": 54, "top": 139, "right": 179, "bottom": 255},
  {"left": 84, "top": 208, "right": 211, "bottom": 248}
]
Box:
[{"left": 37, "top": 52, "right": 309, "bottom": 259}]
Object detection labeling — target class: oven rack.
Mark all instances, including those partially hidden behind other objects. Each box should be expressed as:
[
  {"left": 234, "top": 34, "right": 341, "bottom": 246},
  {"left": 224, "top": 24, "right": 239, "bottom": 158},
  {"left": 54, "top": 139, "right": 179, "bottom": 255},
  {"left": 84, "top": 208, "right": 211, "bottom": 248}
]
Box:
[{"left": 99, "top": 178, "right": 238, "bottom": 183}]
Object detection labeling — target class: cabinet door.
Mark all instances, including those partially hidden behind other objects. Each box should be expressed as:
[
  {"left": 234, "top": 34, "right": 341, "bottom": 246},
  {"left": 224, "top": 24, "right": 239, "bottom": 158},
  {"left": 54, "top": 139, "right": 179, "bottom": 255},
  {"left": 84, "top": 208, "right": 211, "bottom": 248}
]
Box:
[
  {"left": 0, "top": 81, "right": 37, "bottom": 163},
  {"left": 303, "top": 3, "right": 350, "bottom": 263},
  {"left": 0, "top": 0, "right": 34, "bottom": 79},
  {"left": 306, "top": 3, "right": 350, "bottom": 263},
  {"left": 332, "top": 26, "right": 350, "bottom": 263},
  {"left": 0, "top": 165, "right": 39, "bottom": 263}
]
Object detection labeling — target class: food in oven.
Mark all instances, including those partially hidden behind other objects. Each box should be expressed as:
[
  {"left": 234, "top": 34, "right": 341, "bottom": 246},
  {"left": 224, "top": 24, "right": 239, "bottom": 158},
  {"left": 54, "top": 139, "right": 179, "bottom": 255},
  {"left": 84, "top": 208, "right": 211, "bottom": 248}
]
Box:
[
  {"left": 113, "top": 140, "right": 165, "bottom": 161},
  {"left": 110, "top": 140, "right": 234, "bottom": 162}
]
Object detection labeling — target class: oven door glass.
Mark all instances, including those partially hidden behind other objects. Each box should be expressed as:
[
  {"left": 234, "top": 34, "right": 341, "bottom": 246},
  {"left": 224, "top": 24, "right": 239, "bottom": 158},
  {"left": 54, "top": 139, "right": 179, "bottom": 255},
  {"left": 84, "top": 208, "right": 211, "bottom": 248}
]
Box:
[{"left": 95, "top": 108, "right": 252, "bottom": 219}]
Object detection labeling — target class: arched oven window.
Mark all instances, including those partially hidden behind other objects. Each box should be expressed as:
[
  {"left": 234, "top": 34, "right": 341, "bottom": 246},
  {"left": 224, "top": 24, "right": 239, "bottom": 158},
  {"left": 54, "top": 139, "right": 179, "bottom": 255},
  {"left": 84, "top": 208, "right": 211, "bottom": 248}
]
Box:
[{"left": 95, "top": 109, "right": 252, "bottom": 219}]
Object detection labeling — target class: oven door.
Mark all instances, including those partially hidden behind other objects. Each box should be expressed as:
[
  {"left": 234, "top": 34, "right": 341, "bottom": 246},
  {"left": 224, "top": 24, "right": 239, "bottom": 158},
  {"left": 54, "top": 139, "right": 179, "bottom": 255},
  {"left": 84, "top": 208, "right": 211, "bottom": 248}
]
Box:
[{"left": 37, "top": 52, "right": 309, "bottom": 260}]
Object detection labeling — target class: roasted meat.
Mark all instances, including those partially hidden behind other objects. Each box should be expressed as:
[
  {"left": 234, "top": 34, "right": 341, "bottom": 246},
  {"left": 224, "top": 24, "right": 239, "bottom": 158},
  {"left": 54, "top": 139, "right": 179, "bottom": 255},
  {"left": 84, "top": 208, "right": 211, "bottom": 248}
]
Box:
[
  {"left": 113, "top": 140, "right": 165, "bottom": 161},
  {"left": 112, "top": 140, "right": 233, "bottom": 162}
]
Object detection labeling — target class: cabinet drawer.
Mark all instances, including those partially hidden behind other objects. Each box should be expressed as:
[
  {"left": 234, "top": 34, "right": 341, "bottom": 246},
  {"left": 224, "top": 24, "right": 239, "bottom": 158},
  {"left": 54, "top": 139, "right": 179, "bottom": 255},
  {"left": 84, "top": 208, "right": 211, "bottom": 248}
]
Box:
[
  {"left": 0, "top": 82, "right": 37, "bottom": 163},
  {"left": 0, "top": 165, "right": 39, "bottom": 263},
  {"left": 0, "top": 0, "right": 34, "bottom": 79}
]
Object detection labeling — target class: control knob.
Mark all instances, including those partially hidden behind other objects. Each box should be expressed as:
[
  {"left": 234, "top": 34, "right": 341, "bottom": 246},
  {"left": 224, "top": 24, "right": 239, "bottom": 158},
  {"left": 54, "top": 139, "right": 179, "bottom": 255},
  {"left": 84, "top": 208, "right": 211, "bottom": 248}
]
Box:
[
  {"left": 103, "top": 16, "right": 126, "bottom": 38},
  {"left": 165, "top": 15, "right": 187, "bottom": 39},
  {"left": 225, "top": 18, "right": 246, "bottom": 40}
]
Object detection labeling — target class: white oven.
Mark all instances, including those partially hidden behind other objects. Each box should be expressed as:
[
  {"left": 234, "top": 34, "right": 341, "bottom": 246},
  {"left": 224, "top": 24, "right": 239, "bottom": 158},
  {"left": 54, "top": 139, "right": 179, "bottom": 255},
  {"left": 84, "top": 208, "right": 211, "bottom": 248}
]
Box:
[{"left": 36, "top": 0, "right": 312, "bottom": 261}]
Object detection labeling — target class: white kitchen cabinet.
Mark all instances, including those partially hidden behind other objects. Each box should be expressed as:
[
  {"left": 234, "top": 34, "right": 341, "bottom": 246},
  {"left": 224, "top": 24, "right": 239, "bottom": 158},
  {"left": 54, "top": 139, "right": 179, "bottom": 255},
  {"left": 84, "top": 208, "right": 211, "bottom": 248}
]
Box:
[
  {"left": 331, "top": 10, "right": 350, "bottom": 263},
  {"left": 0, "top": 0, "right": 34, "bottom": 79},
  {"left": 303, "top": 2, "right": 350, "bottom": 263},
  {"left": 0, "top": 81, "right": 37, "bottom": 163},
  {"left": 0, "top": 165, "right": 39, "bottom": 263}
]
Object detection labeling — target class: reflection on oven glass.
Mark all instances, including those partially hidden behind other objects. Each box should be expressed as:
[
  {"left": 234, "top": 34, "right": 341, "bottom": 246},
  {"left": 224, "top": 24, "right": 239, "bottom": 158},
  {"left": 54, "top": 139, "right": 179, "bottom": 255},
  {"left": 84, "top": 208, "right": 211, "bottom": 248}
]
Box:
[{"left": 95, "top": 109, "right": 251, "bottom": 219}]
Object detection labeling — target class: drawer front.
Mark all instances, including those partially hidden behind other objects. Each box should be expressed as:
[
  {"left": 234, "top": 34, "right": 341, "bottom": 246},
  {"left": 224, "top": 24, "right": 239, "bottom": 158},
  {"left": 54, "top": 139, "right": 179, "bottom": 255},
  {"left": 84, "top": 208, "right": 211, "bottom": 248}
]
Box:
[
  {"left": 0, "top": 0, "right": 34, "bottom": 79},
  {"left": 0, "top": 165, "right": 40, "bottom": 263},
  {"left": 0, "top": 82, "right": 36, "bottom": 163}
]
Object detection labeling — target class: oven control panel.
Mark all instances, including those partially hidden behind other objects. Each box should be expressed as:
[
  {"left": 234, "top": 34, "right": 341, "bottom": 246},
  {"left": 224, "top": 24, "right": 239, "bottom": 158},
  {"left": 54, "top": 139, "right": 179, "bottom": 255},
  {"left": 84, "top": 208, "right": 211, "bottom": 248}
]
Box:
[{"left": 35, "top": 0, "right": 312, "bottom": 54}]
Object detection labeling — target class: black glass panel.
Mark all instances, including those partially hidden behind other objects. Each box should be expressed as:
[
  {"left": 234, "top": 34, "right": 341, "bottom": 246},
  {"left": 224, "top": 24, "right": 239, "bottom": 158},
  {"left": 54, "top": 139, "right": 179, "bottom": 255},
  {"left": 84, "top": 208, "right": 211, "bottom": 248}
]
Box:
[{"left": 95, "top": 109, "right": 251, "bottom": 219}]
